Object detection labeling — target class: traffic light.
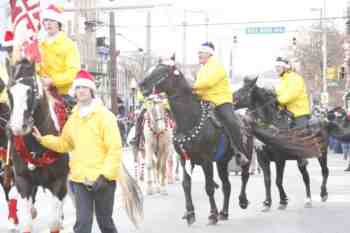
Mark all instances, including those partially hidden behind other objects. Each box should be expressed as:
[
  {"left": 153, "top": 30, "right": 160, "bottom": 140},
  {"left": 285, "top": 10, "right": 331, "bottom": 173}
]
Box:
[
  {"left": 233, "top": 35, "right": 237, "bottom": 44},
  {"left": 339, "top": 66, "right": 346, "bottom": 80}
]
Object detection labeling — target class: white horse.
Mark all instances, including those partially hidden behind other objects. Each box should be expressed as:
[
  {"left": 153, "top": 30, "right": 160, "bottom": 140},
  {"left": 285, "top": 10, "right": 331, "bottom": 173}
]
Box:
[{"left": 143, "top": 96, "right": 173, "bottom": 195}]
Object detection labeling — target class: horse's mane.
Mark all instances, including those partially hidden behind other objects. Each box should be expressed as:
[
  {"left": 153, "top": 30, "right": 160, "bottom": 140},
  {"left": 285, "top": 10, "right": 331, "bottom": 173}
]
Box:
[
  {"left": 251, "top": 85, "right": 284, "bottom": 126},
  {"left": 249, "top": 83, "right": 323, "bottom": 158}
]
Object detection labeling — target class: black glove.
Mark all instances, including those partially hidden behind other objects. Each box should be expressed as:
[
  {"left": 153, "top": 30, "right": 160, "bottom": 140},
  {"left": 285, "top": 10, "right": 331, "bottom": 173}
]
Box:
[{"left": 92, "top": 175, "right": 109, "bottom": 192}]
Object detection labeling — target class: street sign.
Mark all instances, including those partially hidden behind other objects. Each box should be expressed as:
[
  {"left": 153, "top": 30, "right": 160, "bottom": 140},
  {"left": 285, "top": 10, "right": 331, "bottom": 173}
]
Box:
[{"left": 245, "top": 26, "right": 286, "bottom": 34}]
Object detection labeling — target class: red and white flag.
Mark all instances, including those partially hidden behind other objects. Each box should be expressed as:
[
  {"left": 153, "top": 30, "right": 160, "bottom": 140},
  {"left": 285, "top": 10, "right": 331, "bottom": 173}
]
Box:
[{"left": 10, "top": 0, "right": 41, "bottom": 62}]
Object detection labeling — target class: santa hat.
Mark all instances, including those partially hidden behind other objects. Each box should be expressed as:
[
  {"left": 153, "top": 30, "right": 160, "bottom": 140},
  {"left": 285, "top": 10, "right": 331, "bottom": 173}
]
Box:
[
  {"left": 275, "top": 57, "right": 291, "bottom": 69},
  {"left": 2, "top": 30, "right": 14, "bottom": 47},
  {"left": 42, "top": 4, "right": 64, "bottom": 24},
  {"left": 70, "top": 70, "right": 96, "bottom": 96},
  {"left": 198, "top": 41, "right": 215, "bottom": 55}
]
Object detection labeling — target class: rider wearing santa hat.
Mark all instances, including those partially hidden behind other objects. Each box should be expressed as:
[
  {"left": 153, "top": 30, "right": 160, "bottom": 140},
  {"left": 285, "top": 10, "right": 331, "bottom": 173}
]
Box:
[{"left": 37, "top": 4, "right": 81, "bottom": 102}]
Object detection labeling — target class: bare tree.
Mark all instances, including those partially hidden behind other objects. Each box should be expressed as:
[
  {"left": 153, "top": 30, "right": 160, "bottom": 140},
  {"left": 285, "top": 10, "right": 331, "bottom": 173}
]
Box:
[{"left": 292, "top": 23, "right": 345, "bottom": 107}]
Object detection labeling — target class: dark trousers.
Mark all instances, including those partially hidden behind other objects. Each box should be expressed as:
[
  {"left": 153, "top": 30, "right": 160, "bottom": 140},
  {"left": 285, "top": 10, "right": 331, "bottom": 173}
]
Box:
[
  {"left": 69, "top": 181, "right": 118, "bottom": 233},
  {"left": 215, "top": 103, "right": 245, "bottom": 156},
  {"left": 290, "top": 115, "right": 310, "bottom": 129}
]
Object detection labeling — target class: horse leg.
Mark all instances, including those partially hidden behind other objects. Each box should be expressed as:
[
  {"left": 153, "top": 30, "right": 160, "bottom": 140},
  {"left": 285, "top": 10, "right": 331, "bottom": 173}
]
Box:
[
  {"left": 275, "top": 160, "right": 288, "bottom": 210},
  {"left": 159, "top": 151, "right": 168, "bottom": 195},
  {"left": 180, "top": 159, "right": 195, "bottom": 226},
  {"left": 132, "top": 145, "right": 139, "bottom": 181},
  {"left": 0, "top": 179, "right": 19, "bottom": 232},
  {"left": 175, "top": 154, "right": 180, "bottom": 181},
  {"left": 14, "top": 176, "right": 36, "bottom": 233},
  {"left": 140, "top": 151, "right": 145, "bottom": 182},
  {"left": 239, "top": 159, "right": 251, "bottom": 210},
  {"left": 201, "top": 161, "right": 219, "bottom": 225},
  {"left": 257, "top": 149, "right": 272, "bottom": 212},
  {"left": 216, "top": 159, "right": 231, "bottom": 220},
  {"left": 145, "top": 148, "right": 154, "bottom": 195},
  {"left": 318, "top": 151, "right": 329, "bottom": 202},
  {"left": 167, "top": 153, "right": 174, "bottom": 184},
  {"left": 48, "top": 179, "right": 67, "bottom": 233},
  {"left": 297, "top": 159, "right": 312, "bottom": 208}
]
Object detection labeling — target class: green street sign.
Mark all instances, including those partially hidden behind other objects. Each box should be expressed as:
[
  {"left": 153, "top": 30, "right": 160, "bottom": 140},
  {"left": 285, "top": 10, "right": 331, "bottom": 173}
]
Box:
[{"left": 245, "top": 26, "right": 286, "bottom": 34}]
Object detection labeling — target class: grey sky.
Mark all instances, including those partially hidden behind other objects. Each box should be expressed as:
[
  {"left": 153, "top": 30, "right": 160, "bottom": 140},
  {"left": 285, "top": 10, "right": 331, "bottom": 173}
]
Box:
[{"left": 1, "top": 0, "right": 348, "bottom": 75}]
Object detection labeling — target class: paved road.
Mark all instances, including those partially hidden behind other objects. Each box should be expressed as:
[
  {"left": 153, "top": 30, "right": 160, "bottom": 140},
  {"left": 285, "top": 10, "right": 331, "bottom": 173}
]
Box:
[{"left": 0, "top": 148, "right": 349, "bottom": 233}]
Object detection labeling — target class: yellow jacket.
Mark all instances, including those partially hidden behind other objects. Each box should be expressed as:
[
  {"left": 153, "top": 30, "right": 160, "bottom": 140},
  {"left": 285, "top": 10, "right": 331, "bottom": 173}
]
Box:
[
  {"left": 193, "top": 56, "right": 232, "bottom": 106},
  {"left": 275, "top": 71, "right": 310, "bottom": 118},
  {"left": 39, "top": 102, "right": 123, "bottom": 183},
  {"left": 0, "top": 63, "right": 8, "bottom": 103},
  {"left": 38, "top": 32, "right": 80, "bottom": 95}
]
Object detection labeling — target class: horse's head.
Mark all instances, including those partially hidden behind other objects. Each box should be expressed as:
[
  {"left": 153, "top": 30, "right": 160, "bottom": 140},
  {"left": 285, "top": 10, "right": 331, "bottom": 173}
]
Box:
[
  {"left": 233, "top": 76, "right": 258, "bottom": 109},
  {"left": 145, "top": 95, "right": 169, "bottom": 134},
  {"left": 139, "top": 61, "right": 189, "bottom": 98},
  {"left": 8, "top": 59, "right": 42, "bottom": 136}
]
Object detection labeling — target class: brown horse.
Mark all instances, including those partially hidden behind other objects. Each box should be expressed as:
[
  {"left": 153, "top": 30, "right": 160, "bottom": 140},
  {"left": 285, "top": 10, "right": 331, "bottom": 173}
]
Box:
[{"left": 143, "top": 95, "right": 173, "bottom": 195}]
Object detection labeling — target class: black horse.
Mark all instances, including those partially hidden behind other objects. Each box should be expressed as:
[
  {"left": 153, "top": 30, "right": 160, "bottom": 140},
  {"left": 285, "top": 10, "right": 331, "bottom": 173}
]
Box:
[
  {"left": 139, "top": 62, "right": 253, "bottom": 225},
  {"left": 233, "top": 77, "right": 329, "bottom": 211},
  {"left": 7, "top": 59, "right": 69, "bottom": 233}
]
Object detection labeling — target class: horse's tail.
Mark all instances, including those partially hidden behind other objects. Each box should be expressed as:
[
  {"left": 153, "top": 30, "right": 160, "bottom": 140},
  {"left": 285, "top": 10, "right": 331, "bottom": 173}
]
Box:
[{"left": 119, "top": 163, "right": 144, "bottom": 228}]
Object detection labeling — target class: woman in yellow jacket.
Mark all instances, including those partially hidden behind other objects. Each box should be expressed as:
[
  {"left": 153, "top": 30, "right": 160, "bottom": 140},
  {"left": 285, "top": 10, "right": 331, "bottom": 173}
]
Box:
[
  {"left": 37, "top": 4, "right": 80, "bottom": 99},
  {"left": 193, "top": 42, "right": 248, "bottom": 165},
  {"left": 33, "top": 70, "right": 121, "bottom": 233}
]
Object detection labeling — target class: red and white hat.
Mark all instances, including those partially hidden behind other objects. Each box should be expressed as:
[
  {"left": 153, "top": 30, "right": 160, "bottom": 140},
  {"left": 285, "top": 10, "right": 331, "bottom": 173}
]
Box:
[
  {"left": 70, "top": 70, "right": 96, "bottom": 96},
  {"left": 2, "top": 30, "right": 14, "bottom": 47},
  {"left": 42, "top": 4, "right": 64, "bottom": 24}
]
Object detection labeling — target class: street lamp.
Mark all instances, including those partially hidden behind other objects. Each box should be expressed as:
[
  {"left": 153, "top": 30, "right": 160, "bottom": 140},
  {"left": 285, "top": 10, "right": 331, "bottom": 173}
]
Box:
[
  {"left": 311, "top": 2, "right": 328, "bottom": 107},
  {"left": 229, "top": 35, "right": 238, "bottom": 83}
]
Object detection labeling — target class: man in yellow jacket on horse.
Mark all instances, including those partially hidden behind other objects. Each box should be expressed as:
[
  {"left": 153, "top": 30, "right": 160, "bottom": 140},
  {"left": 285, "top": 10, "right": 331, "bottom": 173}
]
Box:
[
  {"left": 37, "top": 4, "right": 80, "bottom": 105},
  {"left": 193, "top": 42, "right": 248, "bottom": 166},
  {"left": 275, "top": 56, "right": 311, "bottom": 166}
]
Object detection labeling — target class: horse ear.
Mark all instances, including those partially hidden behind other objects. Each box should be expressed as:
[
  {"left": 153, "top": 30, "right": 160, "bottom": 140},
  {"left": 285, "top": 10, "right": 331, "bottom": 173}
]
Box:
[{"left": 252, "top": 76, "right": 258, "bottom": 85}]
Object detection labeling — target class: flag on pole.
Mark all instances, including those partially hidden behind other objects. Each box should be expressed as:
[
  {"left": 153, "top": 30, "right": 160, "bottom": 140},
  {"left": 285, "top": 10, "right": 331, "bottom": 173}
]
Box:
[{"left": 10, "top": 0, "right": 41, "bottom": 63}]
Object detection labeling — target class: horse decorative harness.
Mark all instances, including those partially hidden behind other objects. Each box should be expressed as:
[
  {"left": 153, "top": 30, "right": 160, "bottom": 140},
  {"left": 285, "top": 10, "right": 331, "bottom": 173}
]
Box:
[{"left": 13, "top": 88, "right": 67, "bottom": 169}]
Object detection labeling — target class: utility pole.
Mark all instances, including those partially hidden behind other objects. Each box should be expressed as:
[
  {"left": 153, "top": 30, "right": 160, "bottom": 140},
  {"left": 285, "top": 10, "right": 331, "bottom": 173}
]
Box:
[
  {"left": 345, "top": 1, "right": 350, "bottom": 92},
  {"left": 146, "top": 11, "right": 151, "bottom": 71},
  {"left": 109, "top": 11, "right": 118, "bottom": 115},
  {"left": 64, "top": 3, "right": 172, "bottom": 115},
  {"left": 182, "top": 11, "right": 187, "bottom": 75}
]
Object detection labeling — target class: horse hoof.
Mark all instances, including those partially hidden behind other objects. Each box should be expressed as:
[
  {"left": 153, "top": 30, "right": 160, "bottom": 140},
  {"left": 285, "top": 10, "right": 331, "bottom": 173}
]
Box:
[
  {"left": 321, "top": 195, "right": 328, "bottom": 202},
  {"left": 182, "top": 211, "right": 195, "bottom": 226},
  {"left": 261, "top": 206, "right": 271, "bottom": 212},
  {"left": 278, "top": 204, "right": 287, "bottom": 210},
  {"left": 160, "top": 189, "right": 168, "bottom": 195},
  {"left": 31, "top": 207, "right": 38, "bottom": 219},
  {"left": 146, "top": 187, "right": 154, "bottom": 195},
  {"left": 239, "top": 195, "right": 249, "bottom": 209},
  {"left": 304, "top": 199, "right": 312, "bottom": 208},
  {"left": 218, "top": 211, "right": 228, "bottom": 220},
  {"left": 7, "top": 229, "right": 19, "bottom": 233},
  {"left": 207, "top": 214, "right": 218, "bottom": 225}
]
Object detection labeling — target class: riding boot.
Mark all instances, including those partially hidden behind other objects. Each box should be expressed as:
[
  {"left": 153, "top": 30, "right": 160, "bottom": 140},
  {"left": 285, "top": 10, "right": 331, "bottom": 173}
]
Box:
[
  {"left": 130, "top": 108, "right": 146, "bottom": 146},
  {"left": 215, "top": 103, "right": 249, "bottom": 166}
]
